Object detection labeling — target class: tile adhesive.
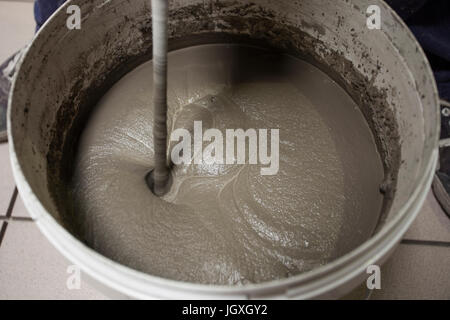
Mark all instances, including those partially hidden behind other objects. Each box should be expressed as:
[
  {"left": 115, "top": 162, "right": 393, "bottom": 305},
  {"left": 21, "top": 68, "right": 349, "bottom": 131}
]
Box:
[{"left": 70, "top": 42, "right": 384, "bottom": 285}]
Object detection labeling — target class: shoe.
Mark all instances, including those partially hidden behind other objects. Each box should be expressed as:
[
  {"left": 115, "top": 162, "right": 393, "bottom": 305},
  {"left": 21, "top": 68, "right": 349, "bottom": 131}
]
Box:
[
  {"left": 432, "top": 100, "right": 450, "bottom": 217},
  {"left": 0, "top": 51, "right": 24, "bottom": 143}
]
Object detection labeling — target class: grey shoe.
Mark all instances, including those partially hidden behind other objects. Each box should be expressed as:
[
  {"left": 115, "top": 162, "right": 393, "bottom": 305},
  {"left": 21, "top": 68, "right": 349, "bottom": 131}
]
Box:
[
  {"left": 0, "top": 51, "right": 23, "bottom": 143},
  {"left": 432, "top": 100, "right": 450, "bottom": 217}
]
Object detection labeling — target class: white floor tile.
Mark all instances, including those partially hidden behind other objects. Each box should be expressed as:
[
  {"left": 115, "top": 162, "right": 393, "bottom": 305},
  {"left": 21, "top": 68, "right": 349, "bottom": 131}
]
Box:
[
  {"left": 0, "top": 144, "right": 16, "bottom": 215},
  {"left": 0, "top": 221, "right": 107, "bottom": 299},
  {"left": 371, "top": 244, "right": 450, "bottom": 300},
  {"left": 404, "top": 191, "right": 450, "bottom": 242},
  {"left": 0, "top": 1, "right": 35, "bottom": 63}
]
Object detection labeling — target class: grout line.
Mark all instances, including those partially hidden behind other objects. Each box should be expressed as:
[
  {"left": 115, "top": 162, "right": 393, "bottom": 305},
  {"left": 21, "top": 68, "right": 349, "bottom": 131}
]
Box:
[
  {"left": 5, "top": 187, "right": 18, "bottom": 218},
  {"left": 0, "top": 188, "right": 19, "bottom": 247},
  {"left": 0, "top": 221, "right": 8, "bottom": 247},
  {"left": 401, "top": 239, "right": 450, "bottom": 248},
  {"left": 0, "top": 216, "right": 34, "bottom": 222}
]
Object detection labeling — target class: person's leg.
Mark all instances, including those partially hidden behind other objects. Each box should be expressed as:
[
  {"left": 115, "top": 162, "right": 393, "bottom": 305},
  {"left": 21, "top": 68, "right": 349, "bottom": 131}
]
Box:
[
  {"left": 0, "top": 0, "right": 67, "bottom": 142},
  {"left": 34, "top": 0, "right": 67, "bottom": 31}
]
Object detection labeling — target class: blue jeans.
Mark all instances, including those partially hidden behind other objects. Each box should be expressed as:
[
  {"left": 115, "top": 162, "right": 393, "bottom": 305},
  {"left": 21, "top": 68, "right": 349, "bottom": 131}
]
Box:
[
  {"left": 34, "top": 0, "right": 66, "bottom": 31},
  {"left": 386, "top": 0, "right": 450, "bottom": 101}
]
